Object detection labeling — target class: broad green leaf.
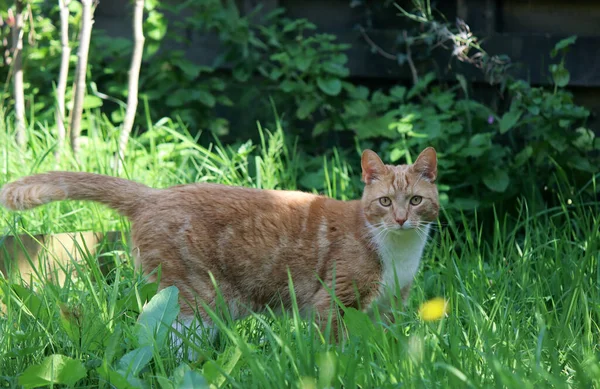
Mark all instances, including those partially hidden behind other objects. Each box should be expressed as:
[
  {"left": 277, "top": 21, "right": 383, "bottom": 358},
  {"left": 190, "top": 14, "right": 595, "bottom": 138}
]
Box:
[
  {"left": 58, "top": 303, "right": 80, "bottom": 347},
  {"left": 407, "top": 72, "right": 435, "bottom": 100},
  {"left": 166, "top": 89, "right": 191, "bottom": 107},
  {"left": 551, "top": 35, "right": 577, "bottom": 57},
  {"left": 569, "top": 156, "right": 596, "bottom": 172},
  {"left": 499, "top": 108, "right": 523, "bottom": 133},
  {"left": 390, "top": 148, "right": 405, "bottom": 162},
  {"left": 331, "top": 53, "right": 348, "bottom": 65},
  {"left": 483, "top": 169, "right": 510, "bottom": 192},
  {"left": 83, "top": 95, "right": 103, "bottom": 109},
  {"left": 179, "top": 369, "right": 209, "bottom": 389},
  {"left": 18, "top": 354, "right": 87, "bottom": 389},
  {"left": 343, "top": 99, "right": 369, "bottom": 117},
  {"left": 343, "top": 307, "right": 375, "bottom": 339},
  {"left": 348, "top": 85, "right": 369, "bottom": 100},
  {"left": 176, "top": 61, "right": 203, "bottom": 79},
  {"left": 390, "top": 86, "right": 407, "bottom": 101},
  {"left": 317, "top": 352, "right": 337, "bottom": 388},
  {"left": 112, "top": 109, "right": 125, "bottom": 123},
  {"left": 105, "top": 325, "right": 124, "bottom": 365},
  {"left": 514, "top": 146, "right": 533, "bottom": 166},
  {"left": 459, "top": 133, "right": 492, "bottom": 157},
  {"left": 296, "top": 98, "right": 320, "bottom": 119},
  {"left": 203, "top": 346, "right": 242, "bottom": 387},
  {"left": 317, "top": 77, "right": 342, "bottom": 96},
  {"left": 527, "top": 105, "right": 540, "bottom": 115},
  {"left": 296, "top": 56, "right": 313, "bottom": 72},
  {"left": 116, "top": 282, "right": 159, "bottom": 314},
  {"left": 322, "top": 62, "right": 350, "bottom": 77},
  {"left": 192, "top": 90, "right": 216, "bottom": 107},
  {"left": 269, "top": 68, "right": 283, "bottom": 80},
  {"left": 168, "top": 364, "right": 209, "bottom": 389},
  {"left": 118, "top": 346, "right": 153, "bottom": 378},
  {"left": 312, "top": 120, "right": 332, "bottom": 138},
  {"left": 232, "top": 67, "right": 251, "bottom": 82},
  {"left": 422, "top": 117, "right": 442, "bottom": 138},
  {"left": 96, "top": 362, "right": 137, "bottom": 389},
  {"left": 548, "top": 136, "right": 568, "bottom": 152},
  {"left": 573, "top": 127, "right": 595, "bottom": 151},
  {"left": 551, "top": 66, "right": 570, "bottom": 87},
  {"left": 279, "top": 80, "right": 297, "bottom": 93},
  {"left": 217, "top": 95, "right": 234, "bottom": 107},
  {"left": 218, "top": 346, "right": 242, "bottom": 384},
  {"left": 136, "top": 285, "right": 180, "bottom": 348},
  {"left": 428, "top": 90, "right": 454, "bottom": 112},
  {"left": 558, "top": 119, "right": 571, "bottom": 128},
  {"left": 145, "top": 12, "right": 167, "bottom": 41},
  {"left": 9, "top": 285, "right": 47, "bottom": 322}
]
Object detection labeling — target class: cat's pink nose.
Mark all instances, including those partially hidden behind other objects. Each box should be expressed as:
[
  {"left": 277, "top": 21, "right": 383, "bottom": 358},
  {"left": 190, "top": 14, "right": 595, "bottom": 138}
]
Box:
[{"left": 396, "top": 217, "right": 407, "bottom": 226}]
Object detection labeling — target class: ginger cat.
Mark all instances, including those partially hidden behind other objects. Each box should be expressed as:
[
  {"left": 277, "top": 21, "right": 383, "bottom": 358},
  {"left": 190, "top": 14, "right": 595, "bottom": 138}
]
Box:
[{"left": 0, "top": 147, "right": 439, "bottom": 343}]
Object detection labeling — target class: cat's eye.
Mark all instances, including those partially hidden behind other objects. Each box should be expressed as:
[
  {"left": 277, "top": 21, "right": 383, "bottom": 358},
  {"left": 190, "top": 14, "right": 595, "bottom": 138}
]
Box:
[
  {"left": 379, "top": 197, "right": 392, "bottom": 207},
  {"left": 410, "top": 196, "right": 423, "bottom": 206}
]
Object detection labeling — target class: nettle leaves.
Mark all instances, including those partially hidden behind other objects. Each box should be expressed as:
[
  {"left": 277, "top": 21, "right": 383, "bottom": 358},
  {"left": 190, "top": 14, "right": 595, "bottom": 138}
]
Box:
[{"left": 13, "top": 285, "right": 210, "bottom": 389}]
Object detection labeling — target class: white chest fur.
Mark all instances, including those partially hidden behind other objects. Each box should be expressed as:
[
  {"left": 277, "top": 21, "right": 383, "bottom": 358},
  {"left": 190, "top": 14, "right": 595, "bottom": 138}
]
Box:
[{"left": 370, "top": 225, "right": 429, "bottom": 297}]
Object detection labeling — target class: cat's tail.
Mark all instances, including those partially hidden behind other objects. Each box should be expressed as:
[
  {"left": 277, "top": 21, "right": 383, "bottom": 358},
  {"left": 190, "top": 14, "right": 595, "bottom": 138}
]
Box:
[{"left": 0, "top": 171, "right": 154, "bottom": 217}]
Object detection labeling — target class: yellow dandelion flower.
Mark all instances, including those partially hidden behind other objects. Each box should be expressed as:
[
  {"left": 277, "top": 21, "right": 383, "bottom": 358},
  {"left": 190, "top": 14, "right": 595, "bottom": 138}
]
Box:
[{"left": 418, "top": 297, "right": 448, "bottom": 321}]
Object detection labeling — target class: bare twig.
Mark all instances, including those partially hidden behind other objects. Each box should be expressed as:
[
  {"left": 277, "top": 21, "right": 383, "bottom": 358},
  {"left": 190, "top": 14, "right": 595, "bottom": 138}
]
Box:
[
  {"left": 403, "top": 30, "right": 418, "bottom": 86},
  {"left": 358, "top": 26, "right": 396, "bottom": 61},
  {"left": 12, "top": 0, "right": 26, "bottom": 146},
  {"left": 116, "top": 0, "right": 145, "bottom": 170},
  {"left": 70, "top": 0, "right": 94, "bottom": 159},
  {"left": 56, "top": 0, "right": 71, "bottom": 159}
]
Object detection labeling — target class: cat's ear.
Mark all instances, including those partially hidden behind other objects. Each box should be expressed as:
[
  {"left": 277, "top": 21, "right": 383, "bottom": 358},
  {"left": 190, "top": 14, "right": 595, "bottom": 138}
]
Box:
[
  {"left": 361, "top": 150, "right": 386, "bottom": 184},
  {"left": 412, "top": 147, "right": 437, "bottom": 182}
]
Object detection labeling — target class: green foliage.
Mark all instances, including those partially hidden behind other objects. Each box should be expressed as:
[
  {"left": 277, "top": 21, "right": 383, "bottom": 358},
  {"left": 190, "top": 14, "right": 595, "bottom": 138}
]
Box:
[
  {"left": 1, "top": 1, "right": 83, "bottom": 118},
  {"left": 0, "top": 0, "right": 597, "bottom": 214},
  {"left": 18, "top": 354, "right": 87, "bottom": 388},
  {"left": 1, "top": 134, "right": 599, "bottom": 386},
  {"left": 323, "top": 61, "right": 596, "bottom": 210}
]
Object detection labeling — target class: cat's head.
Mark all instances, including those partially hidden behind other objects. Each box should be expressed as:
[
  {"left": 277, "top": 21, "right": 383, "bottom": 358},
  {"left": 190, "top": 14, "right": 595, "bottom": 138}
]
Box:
[{"left": 360, "top": 147, "right": 439, "bottom": 232}]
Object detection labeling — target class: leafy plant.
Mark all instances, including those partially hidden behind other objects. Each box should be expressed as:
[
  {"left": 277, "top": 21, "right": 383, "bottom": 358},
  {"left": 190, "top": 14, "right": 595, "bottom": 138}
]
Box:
[{"left": 340, "top": 3, "right": 598, "bottom": 212}]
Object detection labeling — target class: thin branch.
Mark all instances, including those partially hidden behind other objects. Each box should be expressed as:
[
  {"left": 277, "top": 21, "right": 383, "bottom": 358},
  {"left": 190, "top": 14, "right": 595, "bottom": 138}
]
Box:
[
  {"left": 70, "top": 0, "right": 94, "bottom": 160},
  {"left": 403, "top": 30, "right": 418, "bottom": 86},
  {"left": 56, "top": 0, "right": 71, "bottom": 159},
  {"left": 358, "top": 26, "right": 396, "bottom": 61},
  {"left": 116, "top": 0, "right": 145, "bottom": 170},
  {"left": 12, "top": 0, "right": 26, "bottom": 147}
]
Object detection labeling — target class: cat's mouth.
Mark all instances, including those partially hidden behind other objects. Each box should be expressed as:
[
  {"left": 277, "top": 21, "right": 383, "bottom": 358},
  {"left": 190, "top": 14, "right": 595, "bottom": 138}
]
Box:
[{"left": 388, "top": 222, "right": 413, "bottom": 231}]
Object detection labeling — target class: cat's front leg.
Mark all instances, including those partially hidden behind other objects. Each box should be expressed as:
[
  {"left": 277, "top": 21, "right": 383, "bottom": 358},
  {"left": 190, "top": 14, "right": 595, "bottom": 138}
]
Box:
[{"left": 311, "top": 288, "right": 344, "bottom": 343}]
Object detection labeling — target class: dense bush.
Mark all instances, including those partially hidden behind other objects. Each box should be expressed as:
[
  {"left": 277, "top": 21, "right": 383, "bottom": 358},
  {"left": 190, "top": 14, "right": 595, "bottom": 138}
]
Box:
[{"left": 1, "top": 0, "right": 597, "bottom": 214}]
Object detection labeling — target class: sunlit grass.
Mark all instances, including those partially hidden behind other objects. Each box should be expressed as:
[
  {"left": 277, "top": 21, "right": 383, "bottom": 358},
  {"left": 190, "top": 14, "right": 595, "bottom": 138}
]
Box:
[{"left": 0, "top": 112, "right": 599, "bottom": 388}]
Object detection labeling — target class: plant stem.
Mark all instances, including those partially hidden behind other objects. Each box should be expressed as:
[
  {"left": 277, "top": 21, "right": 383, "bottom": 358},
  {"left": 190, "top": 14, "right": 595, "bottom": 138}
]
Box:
[
  {"left": 117, "top": 0, "right": 145, "bottom": 170},
  {"left": 56, "top": 0, "right": 71, "bottom": 160},
  {"left": 70, "top": 0, "right": 94, "bottom": 160},
  {"left": 403, "top": 30, "right": 418, "bottom": 86},
  {"left": 358, "top": 26, "right": 396, "bottom": 61},
  {"left": 12, "top": 0, "right": 26, "bottom": 147}
]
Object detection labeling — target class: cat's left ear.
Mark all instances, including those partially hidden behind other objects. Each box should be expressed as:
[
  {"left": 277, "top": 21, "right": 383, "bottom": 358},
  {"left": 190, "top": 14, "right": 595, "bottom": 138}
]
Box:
[
  {"left": 361, "top": 149, "right": 386, "bottom": 184},
  {"left": 412, "top": 147, "right": 437, "bottom": 182}
]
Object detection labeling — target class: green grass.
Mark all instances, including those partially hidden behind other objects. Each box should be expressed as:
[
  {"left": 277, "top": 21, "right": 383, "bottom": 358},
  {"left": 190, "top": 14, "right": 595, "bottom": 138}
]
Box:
[{"left": 1, "top": 114, "right": 599, "bottom": 388}]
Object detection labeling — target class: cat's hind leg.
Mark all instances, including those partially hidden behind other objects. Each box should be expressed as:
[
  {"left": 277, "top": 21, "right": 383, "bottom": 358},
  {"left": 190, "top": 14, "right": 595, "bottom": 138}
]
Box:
[{"left": 170, "top": 314, "right": 218, "bottom": 361}]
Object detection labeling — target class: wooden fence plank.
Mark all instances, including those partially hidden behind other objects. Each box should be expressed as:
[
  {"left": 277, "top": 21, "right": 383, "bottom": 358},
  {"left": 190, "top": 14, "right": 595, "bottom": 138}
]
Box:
[{"left": 0, "top": 231, "right": 125, "bottom": 285}]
